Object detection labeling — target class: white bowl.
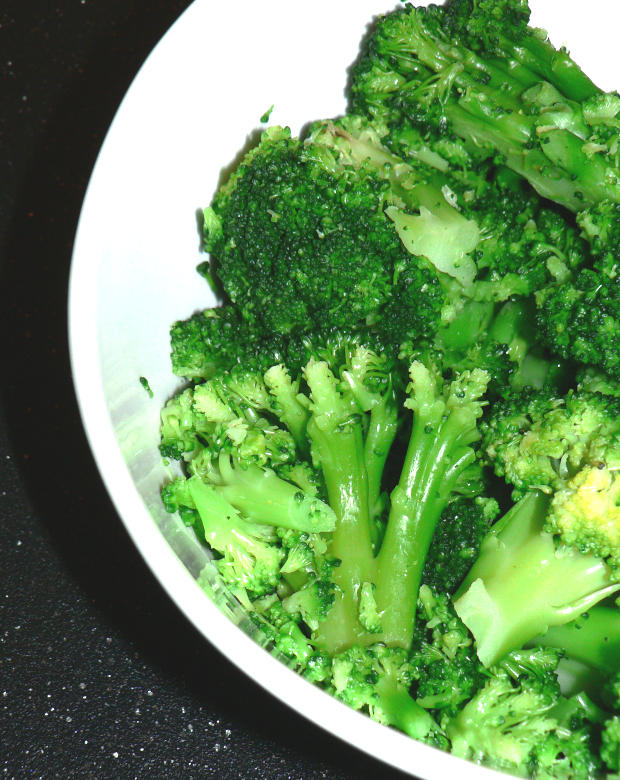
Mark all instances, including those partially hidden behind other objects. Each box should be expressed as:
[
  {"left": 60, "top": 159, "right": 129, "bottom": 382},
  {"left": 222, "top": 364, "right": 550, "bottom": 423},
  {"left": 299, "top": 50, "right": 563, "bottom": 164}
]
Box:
[{"left": 68, "top": 1, "right": 619, "bottom": 777}]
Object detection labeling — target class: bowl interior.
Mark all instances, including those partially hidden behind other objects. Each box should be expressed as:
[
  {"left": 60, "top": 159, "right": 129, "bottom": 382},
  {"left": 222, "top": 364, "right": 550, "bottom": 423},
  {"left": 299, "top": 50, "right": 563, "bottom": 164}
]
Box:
[{"left": 68, "top": 1, "right": 617, "bottom": 777}]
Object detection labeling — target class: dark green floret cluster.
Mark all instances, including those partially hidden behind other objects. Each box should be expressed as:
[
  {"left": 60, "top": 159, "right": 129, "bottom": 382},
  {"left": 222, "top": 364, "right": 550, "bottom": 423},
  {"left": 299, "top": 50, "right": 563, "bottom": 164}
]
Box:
[{"left": 160, "top": 1, "right": 620, "bottom": 776}]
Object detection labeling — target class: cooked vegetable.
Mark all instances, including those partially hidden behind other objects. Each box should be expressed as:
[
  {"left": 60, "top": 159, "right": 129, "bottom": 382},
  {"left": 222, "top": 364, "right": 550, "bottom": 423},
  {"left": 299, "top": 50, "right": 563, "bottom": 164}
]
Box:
[{"left": 159, "top": 1, "right": 620, "bottom": 776}]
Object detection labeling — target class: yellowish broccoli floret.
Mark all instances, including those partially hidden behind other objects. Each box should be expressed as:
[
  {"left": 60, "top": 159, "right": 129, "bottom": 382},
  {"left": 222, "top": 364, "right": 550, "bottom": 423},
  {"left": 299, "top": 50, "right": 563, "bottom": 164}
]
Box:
[{"left": 549, "top": 466, "right": 620, "bottom": 576}]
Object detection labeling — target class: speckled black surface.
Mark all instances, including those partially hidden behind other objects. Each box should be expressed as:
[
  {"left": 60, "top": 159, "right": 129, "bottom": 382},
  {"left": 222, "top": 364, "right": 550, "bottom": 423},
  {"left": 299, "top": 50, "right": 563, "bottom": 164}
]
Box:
[{"left": 0, "top": 2, "right": 414, "bottom": 778}]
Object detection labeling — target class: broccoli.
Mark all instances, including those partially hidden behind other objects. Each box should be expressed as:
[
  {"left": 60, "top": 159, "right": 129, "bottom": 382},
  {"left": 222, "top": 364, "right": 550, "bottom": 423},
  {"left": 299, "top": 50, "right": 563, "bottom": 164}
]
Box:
[
  {"left": 446, "top": 646, "right": 603, "bottom": 777},
  {"left": 305, "top": 354, "right": 490, "bottom": 653},
  {"left": 536, "top": 202, "right": 620, "bottom": 379},
  {"left": 409, "top": 586, "right": 485, "bottom": 718},
  {"left": 168, "top": 306, "right": 291, "bottom": 382},
  {"left": 350, "top": 0, "right": 620, "bottom": 382},
  {"left": 185, "top": 477, "right": 284, "bottom": 598},
  {"left": 199, "top": 116, "right": 590, "bottom": 366},
  {"left": 315, "top": 117, "right": 588, "bottom": 313},
  {"left": 350, "top": 1, "right": 613, "bottom": 211},
  {"left": 329, "top": 644, "right": 441, "bottom": 742},
  {"left": 162, "top": 339, "right": 492, "bottom": 659},
  {"left": 438, "top": 297, "right": 570, "bottom": 398},
  {"left": 157, "top": 0, "right": 620, "bottom": 771},
  {"left": 453, "top": 388, "right": 620, "bottom": 667},
  {"left": 534, "top": 605, "right": 620, "bottom": 775},
  {"left": 203, "top": 124, "right": 442, "bottom": 343},
  {"left": 421, "top": 497, "right": 499, "bottom": 595}
]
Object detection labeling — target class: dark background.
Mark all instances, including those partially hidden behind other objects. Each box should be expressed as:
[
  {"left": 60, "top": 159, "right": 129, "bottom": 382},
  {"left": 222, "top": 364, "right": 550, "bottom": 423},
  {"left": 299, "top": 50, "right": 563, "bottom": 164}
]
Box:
[{"left": 0, "top": 2, "right": 412, "bottom": 778}]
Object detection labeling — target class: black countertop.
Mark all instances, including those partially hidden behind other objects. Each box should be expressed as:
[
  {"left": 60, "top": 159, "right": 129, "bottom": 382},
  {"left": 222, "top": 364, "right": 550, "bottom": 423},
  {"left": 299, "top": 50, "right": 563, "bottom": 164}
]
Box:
[{"left": 1, "top": 2, "right": 412, "bottom": 777}]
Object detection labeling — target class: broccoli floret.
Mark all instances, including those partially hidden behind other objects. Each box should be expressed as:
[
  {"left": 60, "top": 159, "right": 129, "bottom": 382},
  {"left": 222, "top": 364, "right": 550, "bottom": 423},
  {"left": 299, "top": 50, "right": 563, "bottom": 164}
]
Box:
[
  {"left": 410, "top": 586, "right": 485, "bottom": 718},
  {"left": 159, "top": 387, "right": 207, "bottom": 460},
  {"left": 329, "top": 644, "right": 441, "bottom": 742},
  {"left": 453, "top": 489, "right": 620, "bottom": 668},
  {"left": 169, "top": 306, "right": 290, "bottom": 382},
  {"left": 527, "top": 693, "right": 604, "bottom": 779},
  {"left": 249, "top": 600, "right": 332, "bottom": 682},
  {"left": 281, "top": 579, "right": 337, "bottom": 633},
  {"left": 186, "top": 477, "right": 284, "bottom": 598},
  {"left": 603, "top": 716, "right": 620, "bottom": 773},
  {"left": 308, "top": 355, "right": 490, "bottom": 654},
  {"left": 204, "top": 124, "right": 442, "bottom": 341},
  {"left": 442, "top": 0, "right": 531, "bottom": 55},
  {"left": 446, "top": 647, "right": 569, "bottom": 775},
  {"left": 577, "top": 366, "right": 620, "bottom": 398},
  {"left": 421, "top": 497, "right": 499, "bottom": 595},
  {"left": 536, "top": 202, "right": 620, "bottom": 379},
  {"left": 456, "top": 386, "right": 620, "bottom": 665},
  {"left": 350, "top": 1, "right": 619, "bottom": 213},
  {"left": 319, "top": 117, "right": 588, "bottom": 315},
  {"left": 482, "top": 389, "right": 620, "bottom": 500}
]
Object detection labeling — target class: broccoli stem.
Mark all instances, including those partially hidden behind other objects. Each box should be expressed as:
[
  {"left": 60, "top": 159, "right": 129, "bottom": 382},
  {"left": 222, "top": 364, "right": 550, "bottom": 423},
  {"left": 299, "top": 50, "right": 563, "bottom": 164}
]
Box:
[
  {"left": 214, "top": 454, "right": 336, "bottom": 534},
  {"left": 374, "top": 380, "right": 479, "bottom": 647},
  {"left": 535, "top": 605, "right": 620, "bottom": 676},
  {"left": 453, "top": 491, "right": 620, "bottom": 667},
  {"left": 364, "top": 393, "right": 400, "bottom": 527},
  {"left": 442, "top": 103, "right": 588, "bottom": 212},
  {"left": 375, "top": 673, "right": 438, "bottom": 740},
  {"left": 304, "top": 361, "right": 376, "bottom": 653},
  {"left": 492, "top": 29, "right": 601, "bottom": 102}
]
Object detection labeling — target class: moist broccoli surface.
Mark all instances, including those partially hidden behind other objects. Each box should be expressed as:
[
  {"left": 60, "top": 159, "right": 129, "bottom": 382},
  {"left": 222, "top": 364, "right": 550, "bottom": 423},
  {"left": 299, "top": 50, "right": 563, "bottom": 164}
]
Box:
[
  {"left": 158, "top": 1, "right": 620, "bottom": 776},
  {"left": 203, "top": 124, "right": 443, "bottom": 343},
  {"left": 452, "top": 388, "right": 620, "bottom": 667}
]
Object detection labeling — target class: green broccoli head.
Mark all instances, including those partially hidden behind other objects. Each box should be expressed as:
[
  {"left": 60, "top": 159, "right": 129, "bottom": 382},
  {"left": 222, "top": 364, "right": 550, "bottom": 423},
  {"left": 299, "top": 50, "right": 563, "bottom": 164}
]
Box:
[
  {"left": 410, "top": 585, "right": 485, "bottom": 718},
  {"left": 204, "top": 125, "right": 441, "bottom": 340},
  {"left": 159, "top": 386, "right": 207, "bottom": 460},
  {"left": 169, "top": 306, "right": 288, "bottom": 382},
  {"left": 329, "top": 643, "right": 442, "bottom": 742},
  {"left": 421, "top": 497, "right": 499, "bottom": 595},
  {"left": 442, "top": 0, "right": 530, "bottom": 54},
  {"left": 446, "top": 647, "right": 565, "bottom": 774},
  {"left": 483, "top": 387, "right": 620, "bottom": 572},
  {"left": 536, "top": 201, "right": 620, "bottom": 379},
  {"left": 482, "top": 389, "right": 620, "bottom": 496},
  {"left": 536, "top": 262, "right": 620, "bottom": 379},
  {"left": 467, "top": 168, "right": 588, "bottom": 298},
  {"left": 603, "top": 716, "right": 620, "bottom": 773}
]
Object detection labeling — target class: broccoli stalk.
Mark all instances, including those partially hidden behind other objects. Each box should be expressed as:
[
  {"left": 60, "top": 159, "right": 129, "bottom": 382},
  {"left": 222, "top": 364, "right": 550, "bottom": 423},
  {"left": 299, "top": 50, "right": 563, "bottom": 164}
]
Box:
[
  {"left": 373, "top": 364, "right": 489, "bottom": 648},
  {"left": 453, "top": 491, "right": 620, "bottom": 667},
  {"left": 310, "top": 359, "right": 489, "bottom": 654},
  {"left": 201, "top": 453, "right": 336, "bottom": 534},
  {"left": 351, "top": 2, "right": 618, "bottom": 212},
  {"left": 535, "top": 605, "right": 620, "bottom": 679},
  {"left": 302, "top": 358, "right": 377, "bottom": 652},
  {"left": 187, "top": 477, "right": 284, "bottom": 598}
]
